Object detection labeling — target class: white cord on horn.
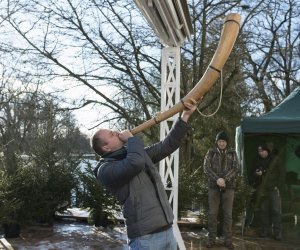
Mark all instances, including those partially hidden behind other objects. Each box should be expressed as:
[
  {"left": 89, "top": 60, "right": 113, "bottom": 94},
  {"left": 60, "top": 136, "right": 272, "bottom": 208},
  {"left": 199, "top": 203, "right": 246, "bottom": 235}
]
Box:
[{"left": 197, "top": 69, "right": 223, "bottom": 117}]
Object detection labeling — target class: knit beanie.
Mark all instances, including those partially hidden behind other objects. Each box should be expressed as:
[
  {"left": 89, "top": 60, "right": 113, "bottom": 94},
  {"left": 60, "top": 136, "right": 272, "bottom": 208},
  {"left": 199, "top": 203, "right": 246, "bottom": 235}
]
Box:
[{"left": 215, "top": 131, "right": 229, "bottom": 143}]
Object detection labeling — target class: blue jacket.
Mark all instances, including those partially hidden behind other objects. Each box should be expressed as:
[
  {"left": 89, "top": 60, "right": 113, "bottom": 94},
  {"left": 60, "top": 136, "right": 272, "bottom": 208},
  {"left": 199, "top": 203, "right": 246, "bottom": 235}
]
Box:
[{"left": 94, "top": 118, "right": 191, "bottom": 238}]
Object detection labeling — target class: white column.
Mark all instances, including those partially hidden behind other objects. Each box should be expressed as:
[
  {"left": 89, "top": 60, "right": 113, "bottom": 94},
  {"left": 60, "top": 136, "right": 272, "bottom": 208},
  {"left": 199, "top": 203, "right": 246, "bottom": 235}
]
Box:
[{"left": 160, "top": 46, "right": 186, "bottom": 250}]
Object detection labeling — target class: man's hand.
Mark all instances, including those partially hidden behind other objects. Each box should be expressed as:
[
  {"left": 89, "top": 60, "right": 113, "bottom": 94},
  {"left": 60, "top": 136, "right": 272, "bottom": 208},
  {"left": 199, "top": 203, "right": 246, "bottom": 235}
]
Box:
[
  {"left": 181, "top": 98, "right": 199, "bottom": 122},
  {"left": 217, "top": 178, "right": 226, "bottom": 188},
  {"left": 119, "top": 130, "right": 133, "bottom": 142}
]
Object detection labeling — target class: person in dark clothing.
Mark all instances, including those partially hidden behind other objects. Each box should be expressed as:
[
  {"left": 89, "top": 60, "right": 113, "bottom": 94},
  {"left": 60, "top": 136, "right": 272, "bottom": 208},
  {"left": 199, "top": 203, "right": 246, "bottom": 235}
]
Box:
[
  {"left": 203, "top": 131, "right": 239, "bottom": 250},
  {"left": 253, "top": 143, "right": 285, "bottom": 241},
  {"left": 91, "top": 100, "right": 197, "bottom": 250}
]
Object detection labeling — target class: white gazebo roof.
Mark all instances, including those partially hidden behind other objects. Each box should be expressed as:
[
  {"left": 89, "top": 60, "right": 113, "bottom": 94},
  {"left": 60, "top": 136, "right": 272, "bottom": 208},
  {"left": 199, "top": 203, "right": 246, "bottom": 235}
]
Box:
[{"left": 134, "top": 0, "right": 193, "bottom": 47}]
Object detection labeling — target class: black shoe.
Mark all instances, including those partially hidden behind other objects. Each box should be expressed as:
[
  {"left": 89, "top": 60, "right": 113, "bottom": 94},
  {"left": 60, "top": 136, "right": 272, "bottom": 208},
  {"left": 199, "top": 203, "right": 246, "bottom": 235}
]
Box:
[
  {"left": 206, "top": 240, "right": 215, "bottom": 248},
  {"left": 224, "top": 241, "right": 234, "bottom": 249}
]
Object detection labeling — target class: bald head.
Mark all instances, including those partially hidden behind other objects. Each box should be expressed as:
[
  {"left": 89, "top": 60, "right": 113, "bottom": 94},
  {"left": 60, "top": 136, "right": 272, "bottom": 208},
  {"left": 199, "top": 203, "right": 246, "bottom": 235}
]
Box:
[{"left": 91, "top": 129, "right": 125, "bottom": 156}]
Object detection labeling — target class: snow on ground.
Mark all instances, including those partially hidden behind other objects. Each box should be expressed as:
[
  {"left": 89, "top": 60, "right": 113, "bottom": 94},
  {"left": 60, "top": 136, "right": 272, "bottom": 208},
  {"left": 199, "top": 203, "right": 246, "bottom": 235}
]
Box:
[
  {"left": 55, "top": 207, "right": 90, "bottom": 219},
  {"left": 1, "top": 208, "right": 300, "bottom": 249},
  {"left": 1, "top": 221, "right": 128, "bottom": 250},
  {"left": 55, "top": 207, "right": 124, "bottom": 221}
]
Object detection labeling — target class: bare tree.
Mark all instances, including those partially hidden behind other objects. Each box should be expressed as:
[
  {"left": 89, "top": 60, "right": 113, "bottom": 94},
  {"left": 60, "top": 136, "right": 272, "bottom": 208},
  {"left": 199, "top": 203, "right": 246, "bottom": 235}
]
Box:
[
  {"left": 0, "top": 63, "right": 89, "bottom": 224},
  {"left": 0, "top": 0, "right": 162, "bottom": 139},
  {"left": 1, "top": 0, "right": 249, "bottom": 168},
  {"left": 2, "top": 1, "right": 298, "bottom": 169},
  {"left": 240, "top": 0, "right": 300, "bottom": 114}
]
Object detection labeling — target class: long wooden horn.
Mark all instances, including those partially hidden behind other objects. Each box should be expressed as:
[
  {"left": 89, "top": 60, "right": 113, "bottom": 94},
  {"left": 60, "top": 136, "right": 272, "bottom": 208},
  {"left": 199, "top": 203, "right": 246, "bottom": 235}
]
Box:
[{"left": 131, "top": 13, "right": 241, "bottom": 135}]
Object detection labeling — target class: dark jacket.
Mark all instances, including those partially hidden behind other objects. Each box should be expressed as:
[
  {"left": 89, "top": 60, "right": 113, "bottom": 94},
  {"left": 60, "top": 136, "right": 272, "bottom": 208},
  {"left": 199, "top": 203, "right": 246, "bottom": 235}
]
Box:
[
  {"left": 94, "top": 118, "right": 191, "bottom": 238},
  {"left": 203, "top": 146, "right": 239, "bottom": 189},
  {"left": 253, "top": 153, "right": 285, "bottom": 196}
]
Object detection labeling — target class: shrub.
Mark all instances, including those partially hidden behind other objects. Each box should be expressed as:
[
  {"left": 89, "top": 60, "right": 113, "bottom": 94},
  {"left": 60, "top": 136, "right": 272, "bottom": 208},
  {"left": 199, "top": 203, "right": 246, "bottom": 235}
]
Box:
[{"left": 76, "top": 160, "right": 120, "bottom": 227}]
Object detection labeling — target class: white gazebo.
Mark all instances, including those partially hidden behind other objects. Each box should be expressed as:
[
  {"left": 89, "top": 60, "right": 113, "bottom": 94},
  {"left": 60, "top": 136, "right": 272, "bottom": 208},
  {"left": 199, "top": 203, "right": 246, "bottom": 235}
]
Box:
[{"left": 134, "top": 1, "right": 193, "bottom": 249}]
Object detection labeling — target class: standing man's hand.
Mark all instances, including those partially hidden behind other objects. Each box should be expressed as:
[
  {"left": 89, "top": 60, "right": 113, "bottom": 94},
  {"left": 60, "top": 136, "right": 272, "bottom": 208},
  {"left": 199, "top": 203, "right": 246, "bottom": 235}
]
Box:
[
  {"left": 217, "top": 178, "right": 226, "bottom": 188},
  {"left": 181, "top": 98, "right": 199, "bottom": 122}
]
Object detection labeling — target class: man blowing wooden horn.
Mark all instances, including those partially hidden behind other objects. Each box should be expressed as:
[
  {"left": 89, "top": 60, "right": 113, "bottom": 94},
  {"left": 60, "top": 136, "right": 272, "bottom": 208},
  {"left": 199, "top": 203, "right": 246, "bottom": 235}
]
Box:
[{"left": 91, "top": 99, "right": 198, "bottom": 250}]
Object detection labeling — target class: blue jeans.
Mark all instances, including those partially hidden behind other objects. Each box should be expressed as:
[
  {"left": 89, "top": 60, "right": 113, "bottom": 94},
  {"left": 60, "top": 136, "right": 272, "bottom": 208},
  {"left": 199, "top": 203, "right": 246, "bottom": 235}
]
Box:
[{"left": 128, "top": 227, "right": 177, "bottom": 250}]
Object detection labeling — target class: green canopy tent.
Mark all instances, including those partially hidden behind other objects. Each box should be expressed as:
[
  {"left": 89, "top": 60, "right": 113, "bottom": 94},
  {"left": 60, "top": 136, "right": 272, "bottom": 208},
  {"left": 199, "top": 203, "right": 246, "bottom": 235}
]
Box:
[{"left": 236, "top": 86, "right": 300, "bottom": 218}]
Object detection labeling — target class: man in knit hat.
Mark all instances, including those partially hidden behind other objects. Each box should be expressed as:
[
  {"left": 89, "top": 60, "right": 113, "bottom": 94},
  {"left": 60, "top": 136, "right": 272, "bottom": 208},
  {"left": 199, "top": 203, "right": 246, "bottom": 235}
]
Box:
[
  {"left": 203, "top": 131, "right": 239, "bottom": 249},
  {"left": 253, "top": 142, "right": 284, "bottom": 240}
]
